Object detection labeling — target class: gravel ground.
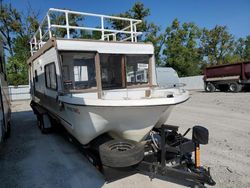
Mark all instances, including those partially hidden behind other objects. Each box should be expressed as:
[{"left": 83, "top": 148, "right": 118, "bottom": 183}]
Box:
[
  {"left": 167, "top": 91, "right": 250, "bottom": 188},
  {"left": 0, "top": 92, "right": 250, "bottom": 188}
]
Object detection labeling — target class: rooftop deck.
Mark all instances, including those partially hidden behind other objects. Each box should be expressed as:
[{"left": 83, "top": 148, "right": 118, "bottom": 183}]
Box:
[{"left": 30, "top": 8, "right": 143, "bottom": 55}]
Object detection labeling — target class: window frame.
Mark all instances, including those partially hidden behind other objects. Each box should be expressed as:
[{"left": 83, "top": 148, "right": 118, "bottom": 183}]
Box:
[
  {"left": 60, "top": 51, "right": 97, "bottom": 92},
  {"left": 44, "top": 62, "right": 58, "bottom": 91},
  {"left": 35, "top": 70, "right": 38, "bottom": 82},
  {"left": 125, "top": 54, "right": 151, "bottom": 88}
]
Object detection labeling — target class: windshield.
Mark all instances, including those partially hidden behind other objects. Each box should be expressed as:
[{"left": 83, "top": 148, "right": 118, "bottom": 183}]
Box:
[
  {"left": 61, "top": 52, "right": 97, "bottom": 91},
  {"left": 60, "top": 52, "right": 151, "bottom": 92}
]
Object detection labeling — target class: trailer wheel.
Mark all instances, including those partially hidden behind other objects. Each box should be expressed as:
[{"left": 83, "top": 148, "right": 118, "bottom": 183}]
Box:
[
  {"left": 205, "top": 83, "right": 215, "bottom": 92},
  {"left": 40, "top": 114, "right": 52, "bottom": 134},
  {"left": 99, "top": 139, "right": 144, "bottom": 168},
  {"left": 229, "top": 82, "right": 242, "bottom": 92}
]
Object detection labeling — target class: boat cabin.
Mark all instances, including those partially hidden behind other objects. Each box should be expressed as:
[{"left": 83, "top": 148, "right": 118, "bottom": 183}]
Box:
[{"left": 28, "top": 8, "right": 157, "bottom": 100}]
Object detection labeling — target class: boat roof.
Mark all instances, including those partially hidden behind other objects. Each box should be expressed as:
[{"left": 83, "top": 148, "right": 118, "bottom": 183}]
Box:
[{"left": 27, "top": 38, "right": 154, "bottom": 64}]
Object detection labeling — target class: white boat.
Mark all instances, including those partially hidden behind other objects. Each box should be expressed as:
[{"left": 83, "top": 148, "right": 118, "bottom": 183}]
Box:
[{"left": 28, "top": 8, "right": 189, "bottom": 145}]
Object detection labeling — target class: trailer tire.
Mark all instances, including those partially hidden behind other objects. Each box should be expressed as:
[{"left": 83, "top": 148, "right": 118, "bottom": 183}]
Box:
[
  {"left": 99, "top": 139, "right": 144, "bottom": 168},
  {"left": 205, "top": 83, "right": 215, "bottom": 92},
  {"left": 40, "top": 114, "right": 52, "bottom": 134},
  {"left": 229, "top": 82, "right": 242, "bottom": 92}
]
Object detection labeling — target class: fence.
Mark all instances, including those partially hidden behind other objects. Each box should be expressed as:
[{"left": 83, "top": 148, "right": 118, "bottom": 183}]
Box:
[
  {"left": 179, "top": 75, "right": 204, "bottom": 90},
  {"left": 8, "top": 85, "right": 31, "bottom": 101}
]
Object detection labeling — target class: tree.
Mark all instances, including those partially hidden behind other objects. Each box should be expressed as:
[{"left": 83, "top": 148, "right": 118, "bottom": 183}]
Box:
[
  {"left": 244, "top": 35, "right": 250, "bottom": 60},
  {"left": 201, "top": 25, "right": 235, "bottom": 65},
  {"left": 234, "top": 38, "right": 245, "bottom": 60},
  {"left": 144, "top": 23, "right": 166, "bottom": 65},
  {"left": 163, "top": 19, "right": 202, "bottom": 76},
  {"left": 110, "top": 2, "right": 150, "bottom": 34},
  {"left": 49, "top": 10, "right": 84, "bottom": 38},
  {"left": 0, "top": 1, "right": 40, "bottom": 85},
  {"left": 110, "top": 2, "right": 165, "bottom": 64},
  {"left": 7, "top": 36, "right": 30, "bottom": 85},
  {"left": 0, "top": 1, "right": 22, "bottom": 56}
]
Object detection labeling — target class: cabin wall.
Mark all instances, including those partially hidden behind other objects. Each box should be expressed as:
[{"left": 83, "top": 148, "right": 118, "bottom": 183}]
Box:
[{"left": 32, "top": 47, "right": 61, "bottom": 99}]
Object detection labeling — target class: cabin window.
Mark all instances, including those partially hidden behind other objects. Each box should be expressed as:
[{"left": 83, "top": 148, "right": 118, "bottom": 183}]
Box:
[
  {"left": 60, "top": 52, "right": 96, "bottom": 91},
  {"left": 126, "top": 55, "right": 149, "bottom": 86},
  {"left": 35, "top": 70, "right": 38, "bottom": 82},
  {"left": 100, "top": 54, "right": 123, "bottom": 89},
  {"left": 45, "top": 63, "right": 57, "bottom": 90}
]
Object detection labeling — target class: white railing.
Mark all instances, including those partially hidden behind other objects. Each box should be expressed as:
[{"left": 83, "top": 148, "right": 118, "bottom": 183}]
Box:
[{"left": 30, "top": 8, "right": 142, "bottom": 55}]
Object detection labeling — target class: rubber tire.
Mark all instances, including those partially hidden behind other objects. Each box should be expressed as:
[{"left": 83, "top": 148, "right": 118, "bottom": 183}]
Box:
[
  {"left": 205, "top": 83, "right": 216, "bottom": 92},
  {"left": 40, "top": 114, "right": 52, "bottom": 134},
  {"left": 229, "top": 82, "right": 242, "bottom": 93},
  {"left": 99, "top": 139, "right": 144, "bottom": 168}
]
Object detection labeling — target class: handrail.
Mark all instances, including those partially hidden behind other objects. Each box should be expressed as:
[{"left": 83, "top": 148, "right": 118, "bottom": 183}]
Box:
[{"left": 30, "top": 8, "right": 143, "bottom": 56}]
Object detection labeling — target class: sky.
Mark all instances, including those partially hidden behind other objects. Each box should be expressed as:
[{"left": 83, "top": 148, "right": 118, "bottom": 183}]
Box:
[{"left": 4, "top": 0, "right": 250, "bottom": 39}]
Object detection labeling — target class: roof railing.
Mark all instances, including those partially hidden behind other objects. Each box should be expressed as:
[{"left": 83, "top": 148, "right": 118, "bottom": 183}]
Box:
[{"left": 30, "top": 8, "right": 142, "bottom": 56}]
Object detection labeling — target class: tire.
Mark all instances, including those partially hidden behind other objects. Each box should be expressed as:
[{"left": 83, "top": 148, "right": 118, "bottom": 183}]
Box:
[
  {"left": 40, "top": 114, "right": 52, "bottom": 134},
  {"left": 99, "top": 139, "right": 144, "bottom": 168},
  {"left": 229, "top": 82, "right": 242, "bottom": 92},
  {"left": 205, "top": 83, "right": 215, "bottom": 92}
]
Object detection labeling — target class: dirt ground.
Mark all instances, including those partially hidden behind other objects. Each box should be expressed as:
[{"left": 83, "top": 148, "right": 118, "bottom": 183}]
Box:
[
  {"left": 167, "top": 91, "right": 250, "bottom": 188},
  {"left": 0, "top": 91, "right": 250, "bottom": 188}
]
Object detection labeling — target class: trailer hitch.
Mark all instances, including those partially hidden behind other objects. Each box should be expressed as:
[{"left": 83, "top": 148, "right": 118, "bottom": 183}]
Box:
[{"left": 137, "top": 161, "right": 216, "bottom": 186}]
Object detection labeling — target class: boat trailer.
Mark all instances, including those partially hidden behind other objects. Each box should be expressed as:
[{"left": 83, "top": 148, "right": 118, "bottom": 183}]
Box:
[
  {"left": 31, "top": 102, "right": 215, "bottom": 186},
  {"left": 86, "top": 124, "right": 216, "bottom": 187}
]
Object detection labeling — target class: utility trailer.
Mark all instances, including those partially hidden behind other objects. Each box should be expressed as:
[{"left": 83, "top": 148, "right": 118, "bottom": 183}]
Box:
[
  {"left": 204, "top": 61, "right": 250, "bottom": 92},
  {"left": 28, "top": 8, "right": 215, "bottom": 187}
]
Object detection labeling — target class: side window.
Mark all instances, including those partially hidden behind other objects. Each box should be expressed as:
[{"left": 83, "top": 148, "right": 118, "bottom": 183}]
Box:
[
  {"left": 45, "top": 63, "right": 57, "bottom": 90},
  {"left": 61, "top": 52, "right": 96, "bottom": 91},
  {"left": 126, "top": 55, "right": 149, "bottom": 86},
  {"left": 35, "top": 70, "right": 38, "bottom": 82}
]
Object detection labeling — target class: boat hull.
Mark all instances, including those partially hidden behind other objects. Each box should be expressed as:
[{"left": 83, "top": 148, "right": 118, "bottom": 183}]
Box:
[{"left": 58, "top": 103, "right": 174, "bottom": 145}]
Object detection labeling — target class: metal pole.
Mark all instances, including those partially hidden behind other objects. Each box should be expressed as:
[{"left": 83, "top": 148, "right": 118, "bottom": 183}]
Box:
[
  {"left": 30, "top": 42, "right": 33, "bottom": 56},
  {"left": 101, "top": 16, "right": 104, "bottom": 40},
  {"left": 130, "top": 20, "right": 134, "bottom": 42},
  {"left": 39, "top": 27, "right": 42, "bottom": 47},
  {"left": 34, "top": 37, "right": 37, "bottom": 50},
  {"left": 47, "top": 14, "right": 52, "bottom": 38},
  {"left": 65, "top": 11, "right": 70, "bottom": 39},
  {"left": 134, "top": 24, "right": 137, "bottom": 42}
]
